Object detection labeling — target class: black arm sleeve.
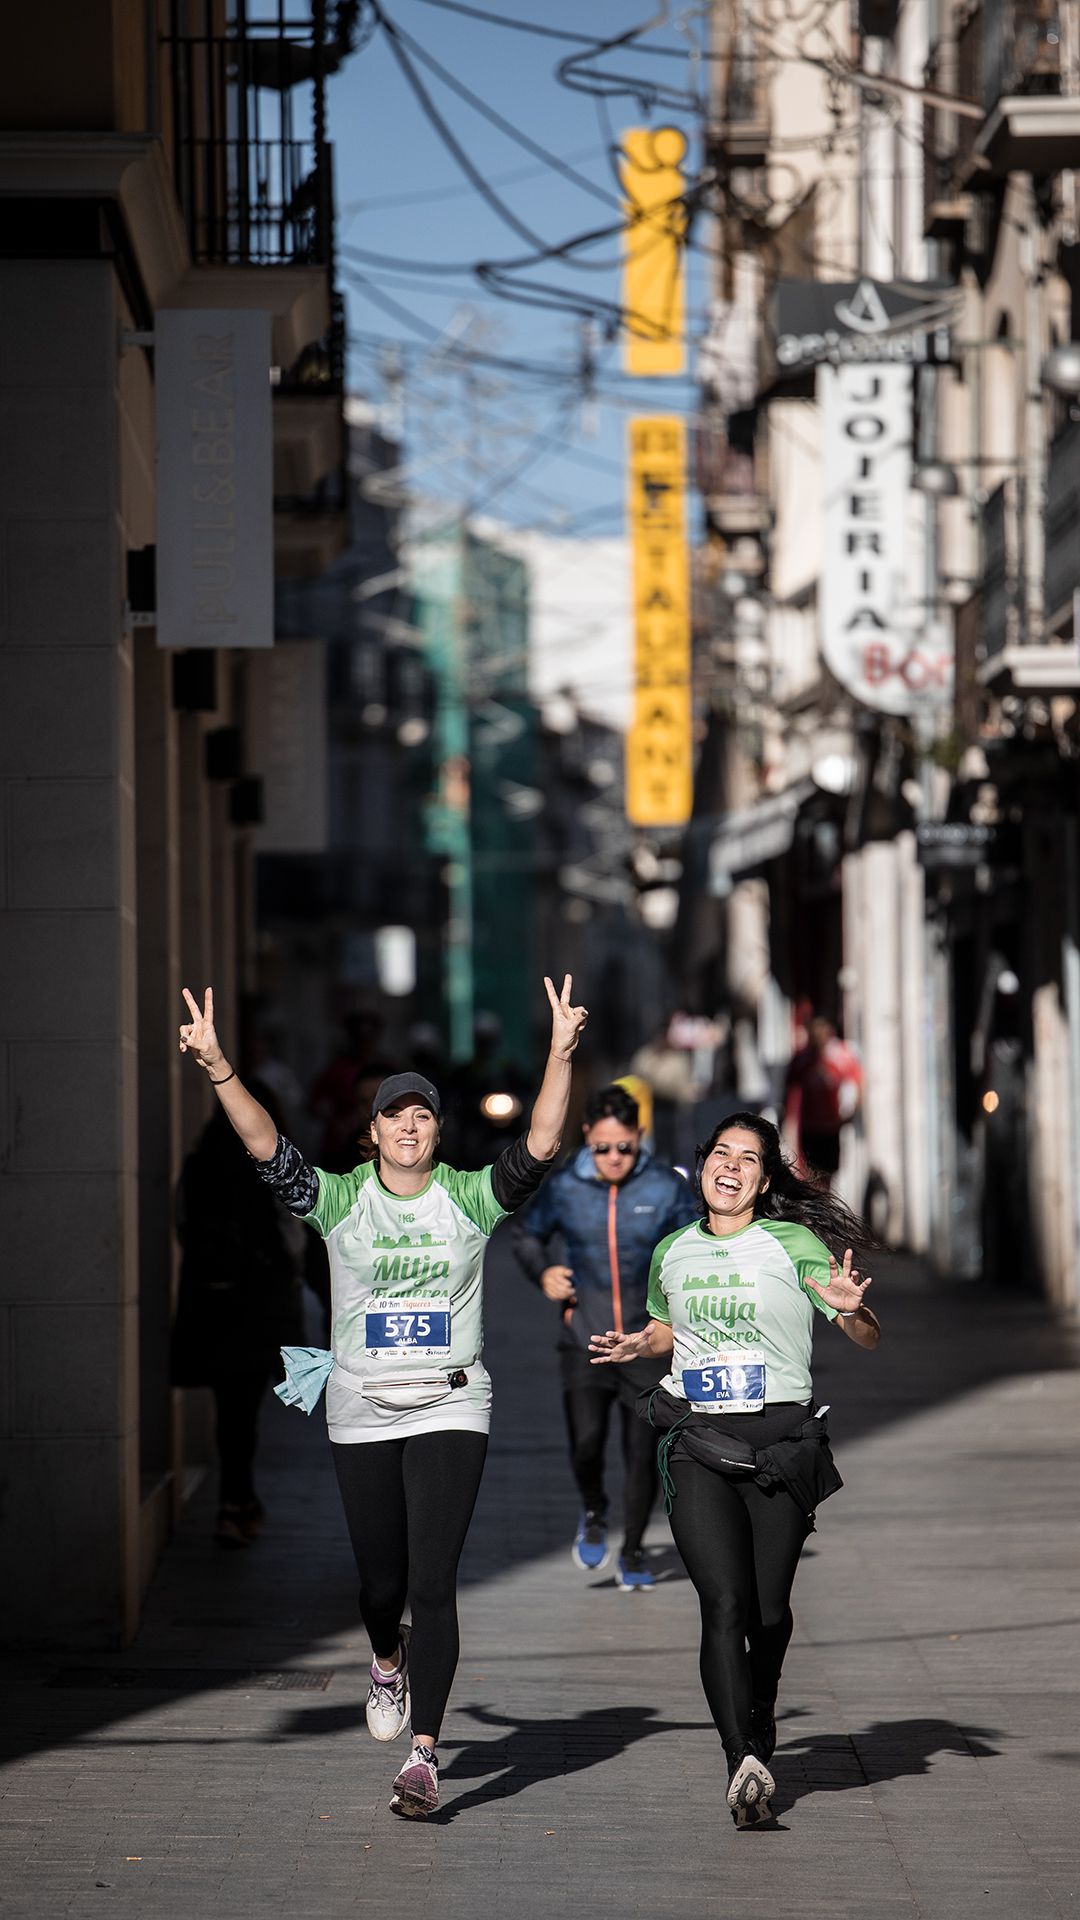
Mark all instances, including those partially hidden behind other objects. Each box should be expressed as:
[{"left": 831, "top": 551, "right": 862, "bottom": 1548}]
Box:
[
  {"left": 251, "top": 1132, "right": 320, "bottom": 1218},
  {"left": 491, "top": 1134, "right": 551, "bottom": 1214}
]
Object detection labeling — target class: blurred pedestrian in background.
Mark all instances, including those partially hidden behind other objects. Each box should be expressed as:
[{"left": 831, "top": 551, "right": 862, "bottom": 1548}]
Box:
[
  {"left": 308, "top": 1009, "right": 386, "bottom": 1166},
  {"left": 171, "top": 1082, "right": 303, "bottom": 1548},
  {"left": 509, "top": 1083, "right": 698, "bottom": 1589},
  {"left": 783, "top": 1014, "right": 862, "bottom": 1190},
  {"left": 248, "top": 1020, "right": 307, "bottom": 1147}
]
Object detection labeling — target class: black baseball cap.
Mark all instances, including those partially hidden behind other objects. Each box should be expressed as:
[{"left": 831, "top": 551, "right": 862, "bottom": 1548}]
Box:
[{"left": 371, "top": 1071, "right": 442, "bottom": 1119}]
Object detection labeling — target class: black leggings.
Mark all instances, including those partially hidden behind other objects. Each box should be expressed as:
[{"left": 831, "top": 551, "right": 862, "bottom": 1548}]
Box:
[
  {"left": 331, "top": 1430, "right": 488, "bottom": 1740},
  {"left": 559, "top": 1347, "right": 663, "bottom": 1554},
  {"left": 666, "top": 1410, "right": 811, "bottom": 1770}
]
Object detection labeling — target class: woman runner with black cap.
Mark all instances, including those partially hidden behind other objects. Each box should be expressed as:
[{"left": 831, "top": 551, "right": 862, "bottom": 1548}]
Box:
[{"left": 178, "top": 975, "right": 587, "bottom": 1820}]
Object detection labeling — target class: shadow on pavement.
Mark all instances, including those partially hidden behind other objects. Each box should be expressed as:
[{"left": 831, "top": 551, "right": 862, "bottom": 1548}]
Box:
[
  {"left": 1, "top": 1235, "right": 1075, "bottom": 1772},
  {"left": 431, "top": 1702, "right": 711, "bottom": 1822},
  {"left": 772, "top": 1716, "right": 1003, "bottom": 1815}
]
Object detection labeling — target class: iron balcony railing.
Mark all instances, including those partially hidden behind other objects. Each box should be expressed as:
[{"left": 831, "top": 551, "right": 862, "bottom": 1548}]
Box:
[{"left": 162, "top": 1, "right": 359, "bottom": 270}]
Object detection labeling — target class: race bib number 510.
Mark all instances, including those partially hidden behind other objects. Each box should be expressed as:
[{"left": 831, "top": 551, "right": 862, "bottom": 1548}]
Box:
[
  {"left": 682, "top": 1354, "right": 766, "bottom": 1413},
  {"left": 365, "top": 1297, "right": 451, "bottom": 1355}
]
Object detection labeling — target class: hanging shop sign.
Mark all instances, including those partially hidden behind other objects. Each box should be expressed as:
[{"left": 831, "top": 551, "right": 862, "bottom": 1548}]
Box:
[
  {"left": 626, "top": 416, "right": 693, "bottom": 826},
  {"left": 820, "top": 365, "right": 953, "bottom": 716},
  {"left": 915, "top": 821, "right": 1023, "bottom": 871},
  {"left": 621, "top": 126, "right": 688, "bottom": 377},
  {"left": 155, "top": 309, "right": 273, "bottom": 649},
  {"left": 774, "top": 277, "right": 954, "bottom": 374}
]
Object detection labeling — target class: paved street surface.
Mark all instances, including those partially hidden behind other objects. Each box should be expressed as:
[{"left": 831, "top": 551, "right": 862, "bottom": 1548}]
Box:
[{"left": 2, "top": 1236, "right": 1079, "bottom": 1919}]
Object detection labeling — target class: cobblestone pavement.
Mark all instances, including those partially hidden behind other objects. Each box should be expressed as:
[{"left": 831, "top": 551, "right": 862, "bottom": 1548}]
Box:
[{"left": 2, "top": 1237, "right": 1078, "bottom": 1919}]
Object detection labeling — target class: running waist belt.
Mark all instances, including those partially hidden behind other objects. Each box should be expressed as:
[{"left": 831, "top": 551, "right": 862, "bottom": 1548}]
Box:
[
  {"left": 637, "top": 1384, "right": 844, "bottom": 1523},
  {"left": 274, "top": 1347, "right": 481, "bottom": 1416}
]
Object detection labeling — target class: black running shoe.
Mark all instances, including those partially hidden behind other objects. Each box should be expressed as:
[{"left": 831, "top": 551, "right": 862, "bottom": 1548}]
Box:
[{"left": 749, "top": 1701, "right": 777, "bottom": 1765}]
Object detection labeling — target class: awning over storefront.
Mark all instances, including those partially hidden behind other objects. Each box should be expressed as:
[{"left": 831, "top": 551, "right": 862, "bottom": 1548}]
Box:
[{"left": 706, "top": 781, "right": 816, "bottom": 895}]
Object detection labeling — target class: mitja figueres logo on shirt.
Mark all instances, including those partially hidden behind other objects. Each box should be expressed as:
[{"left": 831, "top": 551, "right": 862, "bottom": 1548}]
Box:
[
  {"left": 681, "top": 1268, "right": 759, "bottom": 1348},
  {"left": 370, "top": 1231, "right": 452, "bottom": 1289}
]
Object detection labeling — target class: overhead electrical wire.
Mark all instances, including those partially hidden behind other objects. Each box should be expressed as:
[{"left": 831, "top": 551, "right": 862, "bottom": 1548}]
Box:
[
  {"left": 407, "top": 0, "right": 612, "bottom": 49},
  {"left": 408, "top": 0, "right": 706, "bottom": 63},
  {"left": 368, "top": 0, "right": 547, "bottom": 247},
  {"left": 376, "top": 4, "right": 622, "bottom": 210},
  {"left": 557, "top": 21, "right": 702, "bottom": 116},
  {"left": 339, "top": 145, "right": 606, "bottom": 215}
]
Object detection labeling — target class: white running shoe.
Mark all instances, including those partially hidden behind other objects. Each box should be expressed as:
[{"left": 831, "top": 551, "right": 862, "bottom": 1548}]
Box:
[
  {"left": 390, "top": 1743, "right": 439, "bottom": 1819},
  {"left": 726, "top": 1751, "right": 776, "bottom": 1828},
  {"left": 365, "top": 1626, "right": 410, "bottom": 1742}
]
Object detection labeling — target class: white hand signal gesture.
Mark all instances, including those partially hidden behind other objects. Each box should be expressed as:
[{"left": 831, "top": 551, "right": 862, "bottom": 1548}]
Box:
[
  {"left": 178, "top": 986, "right": 225, "bottom": 1076},
  {"left": 544, "top": 974, "right": 588, "bottom": 1060}
]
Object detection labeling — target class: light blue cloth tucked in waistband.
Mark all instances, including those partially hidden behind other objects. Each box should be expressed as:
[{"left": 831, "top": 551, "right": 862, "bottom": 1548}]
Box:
[{"left": 275, "top": 1345, "right": 334, "bottom": 1415}]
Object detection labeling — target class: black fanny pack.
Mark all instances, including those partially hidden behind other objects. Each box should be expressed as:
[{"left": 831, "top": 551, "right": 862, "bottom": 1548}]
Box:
[{"left": 637, "top": 1384, "right": 843, "bottom": 1525}]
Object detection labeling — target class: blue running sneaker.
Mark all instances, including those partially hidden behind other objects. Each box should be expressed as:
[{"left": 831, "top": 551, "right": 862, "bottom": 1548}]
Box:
[
  {"left": 616, "top": 1550, "right": 655, "bottom": 1591},
  {"left": 571, "top": 1510, "right": 610, "bottom": 1572}
]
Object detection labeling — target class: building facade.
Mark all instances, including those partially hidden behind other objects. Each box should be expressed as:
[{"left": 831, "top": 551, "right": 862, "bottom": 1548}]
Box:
[
  {"left": 690, "top": 0, "right": 1080, "bottom": 1302},
  {"left": 0, "top": 0, "right": 353, "bottom": 1643}
]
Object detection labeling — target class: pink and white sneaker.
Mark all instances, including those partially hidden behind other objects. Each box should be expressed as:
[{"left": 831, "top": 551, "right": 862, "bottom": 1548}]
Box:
[{"left": 389, "top": 1743, "right": 439, "bottom": 1819}]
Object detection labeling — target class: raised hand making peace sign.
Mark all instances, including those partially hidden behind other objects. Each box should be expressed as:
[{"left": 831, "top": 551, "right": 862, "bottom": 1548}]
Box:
[
  {"left": 178, "top": 986, "right": 226, "bottom": 1078},
  {"left": 544, "top": 974, "right": 589, "bottom": 1061}
]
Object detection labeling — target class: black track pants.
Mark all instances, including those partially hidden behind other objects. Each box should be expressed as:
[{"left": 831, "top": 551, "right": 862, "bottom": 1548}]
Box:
[
  {"left": 666, "top": 1413, "right": 811, "bottom": 1770},
  {"left": 331, "top": 1430, "right": 488, "bottom": 1740},
  {"left": 559, "top": 1347, "right": 665, "bottom": 1554}
]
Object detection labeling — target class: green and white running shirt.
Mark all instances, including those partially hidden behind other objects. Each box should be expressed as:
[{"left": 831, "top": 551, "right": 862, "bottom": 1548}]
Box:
[
  {"left": 646, "top": 1217, "right": 839, "bottom": 1411},
  {"left": 303, "top": 1161, "right": 508, "bottom": 1443}
]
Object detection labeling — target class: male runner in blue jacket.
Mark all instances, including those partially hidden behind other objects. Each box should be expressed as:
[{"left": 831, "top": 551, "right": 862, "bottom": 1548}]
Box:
[{"left": 509, "top": 1084, "right": 698, "bottom": 1588}]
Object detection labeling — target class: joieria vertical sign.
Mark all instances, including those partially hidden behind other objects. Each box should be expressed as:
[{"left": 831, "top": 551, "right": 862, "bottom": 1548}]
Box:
[{"left": 819, "top": 365, "right": 952, "bottom": 715}]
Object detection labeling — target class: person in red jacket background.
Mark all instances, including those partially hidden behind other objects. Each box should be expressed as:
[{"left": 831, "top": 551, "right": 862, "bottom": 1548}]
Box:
[{"left": 783, "top": 1014, "right": 862, "bottom": 1190}]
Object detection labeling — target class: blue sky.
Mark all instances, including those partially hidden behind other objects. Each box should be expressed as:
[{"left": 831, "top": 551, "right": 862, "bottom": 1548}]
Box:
[{"left": 327, "top": 2, "right": 709, "bottom": 534}]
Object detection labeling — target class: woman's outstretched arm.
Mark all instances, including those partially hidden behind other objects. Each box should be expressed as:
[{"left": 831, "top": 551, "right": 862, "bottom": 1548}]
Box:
[
  {"left": 178, "top": 986, "right": 277, "bottom": 1161},
  {"left": 525, "top": 974, "right": 589, "bottom": 1161}
]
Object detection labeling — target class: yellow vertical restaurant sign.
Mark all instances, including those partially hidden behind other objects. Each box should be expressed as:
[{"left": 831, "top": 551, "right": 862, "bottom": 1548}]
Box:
[
  {"left": 626, "top": 416, "right": 693, "bottom": 827},
  {"left": 621, "top": 126, "right": 687, "bottom": 377}
]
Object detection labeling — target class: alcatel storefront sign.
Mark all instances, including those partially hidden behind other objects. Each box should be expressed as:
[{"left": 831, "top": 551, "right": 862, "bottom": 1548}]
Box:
[
  {"left": 155, "top": 309, "right": 273, "bottom": 649},
  {"left": 774, "top": 277, "right": 954, "bottom": 373},
  {"left": 820, "top": 365, "right": 952, "bottom": 714}
]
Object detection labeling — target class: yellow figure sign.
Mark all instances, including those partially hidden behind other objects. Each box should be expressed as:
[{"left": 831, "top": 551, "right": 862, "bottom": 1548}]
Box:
[
  {"left": 621, "top": 126, "right": 688, "bottom": 376},
  {"left": 626, "top": 416, "right": 693, "bottom": 827}
]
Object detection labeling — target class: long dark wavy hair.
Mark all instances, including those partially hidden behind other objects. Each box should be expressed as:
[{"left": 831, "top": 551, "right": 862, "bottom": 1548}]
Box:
[{"left": 696, "top": 1111, "right": 877, "bottom": 1265}]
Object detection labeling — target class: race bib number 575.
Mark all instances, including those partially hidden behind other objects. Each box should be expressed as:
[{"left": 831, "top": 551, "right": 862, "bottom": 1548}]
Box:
[{"left": 365, "top": 1297, "right": 451, "bottom": 1356}]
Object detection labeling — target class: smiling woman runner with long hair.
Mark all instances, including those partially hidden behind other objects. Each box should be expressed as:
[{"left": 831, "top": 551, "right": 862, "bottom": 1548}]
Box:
[
  {"left": 179, "top": 975, "right": 587, "bottom": 1821},
  {"left": 590, "top": 1111, "right": 880, "bottom": 1829}
]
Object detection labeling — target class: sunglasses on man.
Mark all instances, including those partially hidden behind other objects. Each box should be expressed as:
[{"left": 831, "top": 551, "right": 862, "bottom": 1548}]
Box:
[{"left": 590, "top": 1142, "right": 635, "bottom": 1157}]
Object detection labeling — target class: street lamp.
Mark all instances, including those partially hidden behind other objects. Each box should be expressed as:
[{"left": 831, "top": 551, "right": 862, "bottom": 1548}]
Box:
[
  {"left": 911, "top": 459, "right": 960, "bottom": 497},
  {"left": 1040, "top": 342, "right": 1080, "bottom": 398}
]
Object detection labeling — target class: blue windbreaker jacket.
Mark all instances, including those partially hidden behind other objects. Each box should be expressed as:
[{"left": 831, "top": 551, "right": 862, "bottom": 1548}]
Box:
[{"left": 508, "top": 1146, "right": 700, "bottom": 1350}]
